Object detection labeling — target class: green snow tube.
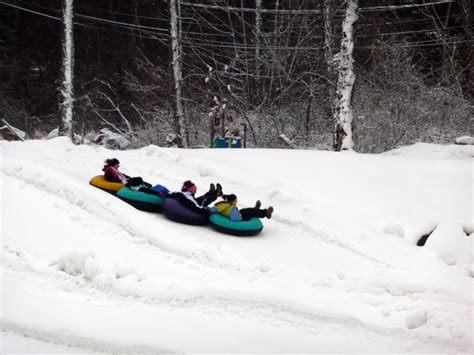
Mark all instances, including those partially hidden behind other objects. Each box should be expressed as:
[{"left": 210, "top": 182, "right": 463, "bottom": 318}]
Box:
[
  {"left": 209, "top": 213, "right": 263, "bottom": 237},
  {"left": 116, "top": 187, "right": 163, "bottom": 212}
]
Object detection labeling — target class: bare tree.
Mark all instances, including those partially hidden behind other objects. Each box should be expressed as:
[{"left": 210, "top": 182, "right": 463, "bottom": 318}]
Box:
[
  {"left": 58, "top": 0, "right": 74, "bottom": 138},
  {"left": 333, "top": 0, "right": 358, "bottom": 151},
  {"left": 418, "top": 1, "right": 472, "bottom": 98},
  {"left": 255, "top": 0, "right": 262, "bottom": 87},
  {"left": 170, "top": 0, "right": 187, "bottom": 147}
]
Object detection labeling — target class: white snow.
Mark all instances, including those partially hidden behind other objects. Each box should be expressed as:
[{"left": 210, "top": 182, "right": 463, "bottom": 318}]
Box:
[{"left": 1, "top": 138, "right": 472, "bottom": 353}]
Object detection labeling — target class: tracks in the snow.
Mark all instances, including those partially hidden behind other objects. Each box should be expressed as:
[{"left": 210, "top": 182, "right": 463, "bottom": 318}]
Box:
[
  {"left": 2, "top": 159, "right": 254, "bottom": 275},
  {"left": 1, "top": 249, "right": 416, "bottom": 343},
  {"left": 272, "top": 214, "right": 395, "bottom": 268},
  {"left": 0, "top": 322, "right": 171, "bottom": 354}
]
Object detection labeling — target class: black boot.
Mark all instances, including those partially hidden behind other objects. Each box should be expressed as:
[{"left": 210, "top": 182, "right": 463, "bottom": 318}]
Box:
[
  {"left": 266, "top": 206, "right": 274, "bottom": 219},
  {"left": 209, "top": 183, "right": 216, "bottom": 193},
  {"left": 254, "top": 200, "right": 261, "bottom": 209},
  {"left": 216, "top": 183, "right": 223, "bottom": 197}
]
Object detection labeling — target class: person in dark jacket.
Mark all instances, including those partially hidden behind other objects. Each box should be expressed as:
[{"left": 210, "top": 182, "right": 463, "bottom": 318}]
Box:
[
  {"left": 165, "top": 180, "right": 222, "bottom": 216},
  {"left": 210, "top": 194, "right": 273, "bottom": 221}
]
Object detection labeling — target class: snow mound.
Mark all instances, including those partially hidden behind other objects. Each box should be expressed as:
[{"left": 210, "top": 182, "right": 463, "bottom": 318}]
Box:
[
  {"left": 455, "top": 136, "right": 474, "bottom": 145},
  {"left": 406, "top": 310, "right": 428, "bottom": 329},
  {"left": 423, "top": 224, "right": 473, "bottom": 266},
  {"left": 384, "top": 143, "right": 473, "bottom": 159}
]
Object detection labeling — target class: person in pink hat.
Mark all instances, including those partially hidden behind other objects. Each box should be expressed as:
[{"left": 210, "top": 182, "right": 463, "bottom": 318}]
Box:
[{"left": 165, "top": 180, "right": 222, "bottom": 216}]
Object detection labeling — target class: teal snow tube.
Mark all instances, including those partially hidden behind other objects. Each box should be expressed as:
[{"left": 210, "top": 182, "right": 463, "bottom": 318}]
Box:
[
  {"left": 209, "top": 213, "right": 263, "bottom": 236},
  {"left": 116, "top": 188, "right": 163, "bottom": 212}
]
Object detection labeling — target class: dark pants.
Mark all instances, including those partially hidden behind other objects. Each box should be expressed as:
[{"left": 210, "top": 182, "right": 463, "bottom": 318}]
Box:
[
  {"left": 240, "top": 207, "right": 267, "bottom": 221},
  {"left": 127, "top": 177, "right": 151, "bottom": 188},
  {"left": 196, "top": 190, "right": 218, "bottom": 207}
]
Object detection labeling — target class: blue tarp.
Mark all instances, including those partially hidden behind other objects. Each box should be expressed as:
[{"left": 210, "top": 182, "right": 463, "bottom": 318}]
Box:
[{"left": 212, "top": 137, "right": 242, "bottom": 148}]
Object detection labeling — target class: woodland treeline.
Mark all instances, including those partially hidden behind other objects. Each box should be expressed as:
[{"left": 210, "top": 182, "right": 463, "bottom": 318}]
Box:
[{"left": 0, "top": 0, "right": 472, "bottom": 152}]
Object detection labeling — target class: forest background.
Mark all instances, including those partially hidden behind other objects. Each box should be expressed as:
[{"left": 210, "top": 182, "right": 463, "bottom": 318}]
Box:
[{"left": 0, "top": 0, "right": 471, "bottom": 152}]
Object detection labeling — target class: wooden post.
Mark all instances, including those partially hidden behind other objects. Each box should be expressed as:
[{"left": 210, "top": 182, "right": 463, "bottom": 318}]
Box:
[{"left": 220, "top": 106, "right": 226, "bottom": 138}]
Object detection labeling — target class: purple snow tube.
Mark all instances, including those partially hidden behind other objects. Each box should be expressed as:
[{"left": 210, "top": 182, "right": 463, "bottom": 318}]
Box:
[{"left": 161, "top": 198, "right": 209, "bottom": 226}]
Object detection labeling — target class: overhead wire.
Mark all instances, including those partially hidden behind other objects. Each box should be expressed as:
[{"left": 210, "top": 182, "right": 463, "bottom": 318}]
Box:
[
  {"left": 180, "top": 2, "right": 323, "bottom": 14},
  {"left": 4, "top": 1, "right": 465, "bottom": 40},
  {"left": 0, "top": 1, "right": 170, "bottom": 42},
  {"left": 359, "top": 0, "right": 454, "bottom": 12},
  {"left": 0, "top": 1, "right": 468, "bottom": 51},
  {"left": 11, "top": 0, "right": 461, "bottom": 29},
  {"left": 180, "top": 0, "right": 454, "bottom": 14}
]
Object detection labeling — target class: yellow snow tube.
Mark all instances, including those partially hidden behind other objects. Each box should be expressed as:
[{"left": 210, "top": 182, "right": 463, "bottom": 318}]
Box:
[{"left": 89, "top": 175, "right": 124, "bottom": 194}]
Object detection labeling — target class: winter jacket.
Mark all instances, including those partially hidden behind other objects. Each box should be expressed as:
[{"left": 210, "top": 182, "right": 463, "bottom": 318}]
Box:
[
  {"left": 103, "top": 166, "right": 130, "bottom": 184},
  {"left": 210, "top": 201, "right": 242, "bottom": 221},
  {"left": 167, "top": 191, "right": 210, "bottom": 216}
]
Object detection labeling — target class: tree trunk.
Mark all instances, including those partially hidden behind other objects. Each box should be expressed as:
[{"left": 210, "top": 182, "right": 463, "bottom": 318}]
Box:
[
  {"left": 323, "top": 0, "right": 336, "bottom": 131},
  {"left": 323, "top": 0, "right": 333, "bottom": 73},
  {"left": 59, "top": 0, "right": 74, "bottom": 138},
  {"left": 333, "top": 0, "right": 358, "bottom": 151},
  {"left": 255, "top": 0, "right": 262, "bottom": 100},
  {"left": 460, "top": 0, "right": 473, "bottom": 99},
  {"left": 170, "top": 0, "right": 187, "bottom": 148}
]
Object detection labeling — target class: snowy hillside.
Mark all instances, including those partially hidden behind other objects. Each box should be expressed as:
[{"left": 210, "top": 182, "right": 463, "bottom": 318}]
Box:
[{"left": 1, "top": 138, "right": 472, "bottom": 353}]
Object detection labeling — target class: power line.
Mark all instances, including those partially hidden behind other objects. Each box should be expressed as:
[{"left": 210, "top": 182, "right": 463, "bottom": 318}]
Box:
[
  {"left": 359, "top": 0, "right": 454, "bottom": 12},
  {"left": 3, "top": 1, "right": 170, "bottom": 33},
  {"left": 0, "top": 1, "right": 169, "bottom": 42},
  {"left": 0, "top": 1, "right": 311, "bottom": 42},
  {"left": 4, "top": 0, "right": 462, "bottom": 37},
  {"left": 73, "top": 3, "right": 168, "bottom": 22},
  {"left": 180, "top": 36, "right": 473, "bottom": 51},
  {"left": 362, "top": 38, "right": 473, "bottom": 49},
  {"left": 181, "top": 0, "right": 454, "bottom": 14},
  {"left": 180, "top": 2, "right": 322, "bottom": 14},
  {"left": 13, "top": 0, "right": 454, "bottom": 26},
  {"left": 75, "top": 12, "right": 168, "bottom": 33},
  {"left": 0, "top": 1, "right": 62, "bottom": 22},
  {"left": 2, "top": 1, "right": 468, "bottom": 51},
  {"left": 356, "top": 13, "right": 462, "bottom": 26},
  {"left": 357, "top": 25, "right": 469, "bottom": 38}
]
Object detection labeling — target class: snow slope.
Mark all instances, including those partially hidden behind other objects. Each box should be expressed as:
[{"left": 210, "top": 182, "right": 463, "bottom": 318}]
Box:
[{"left": 1, "top": 138, "right": 472, "bottom": 353}]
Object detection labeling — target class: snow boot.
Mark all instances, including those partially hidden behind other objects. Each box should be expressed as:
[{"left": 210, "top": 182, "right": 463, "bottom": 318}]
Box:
[
  {"left": 216, "top": 183, "right": 223, "bottom": 197},
  {"left": 266, "top": 206, "right": 274, "bottom": 219},
  {"left": 254, "top": 200, "right": 261, "bottom": 209}
]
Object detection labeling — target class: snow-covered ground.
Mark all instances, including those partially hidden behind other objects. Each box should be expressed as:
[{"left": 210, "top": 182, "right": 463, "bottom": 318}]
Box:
[{"left": 1, "top": 138, "right": 472, "bottom": 353}]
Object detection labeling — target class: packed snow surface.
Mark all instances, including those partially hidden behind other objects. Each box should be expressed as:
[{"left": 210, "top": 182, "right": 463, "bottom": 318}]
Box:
[{"left": 1, "top": 138, "right": 472, "bottom": 353}]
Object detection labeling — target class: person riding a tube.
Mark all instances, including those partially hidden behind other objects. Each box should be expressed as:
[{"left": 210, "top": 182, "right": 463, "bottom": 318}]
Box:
[
  {"left": 103, "top": 158, "right": 157, "bottom": 194},
  {"left": 103, "top": 158, "right": 130, "bottom": 185},
  {"left": 165, "top": 180, "right": 222, "bottom": 216},
  {"left": 210, "top": 194, "right": 273, "bottom": 221}
]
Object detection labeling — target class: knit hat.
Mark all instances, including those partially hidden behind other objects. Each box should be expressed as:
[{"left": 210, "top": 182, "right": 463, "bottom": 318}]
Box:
[
  {"left": 104, "top": 158, "right": 120, "bottom": 167},
  {"left": 103, "top": 158, "right": 120, "bottom": 171},
  {"left": 223, "top": 194, "right": 237, "bottom": 202},
  {"left": 182, "top": 180, "right": 197, "bottom": 194}
]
